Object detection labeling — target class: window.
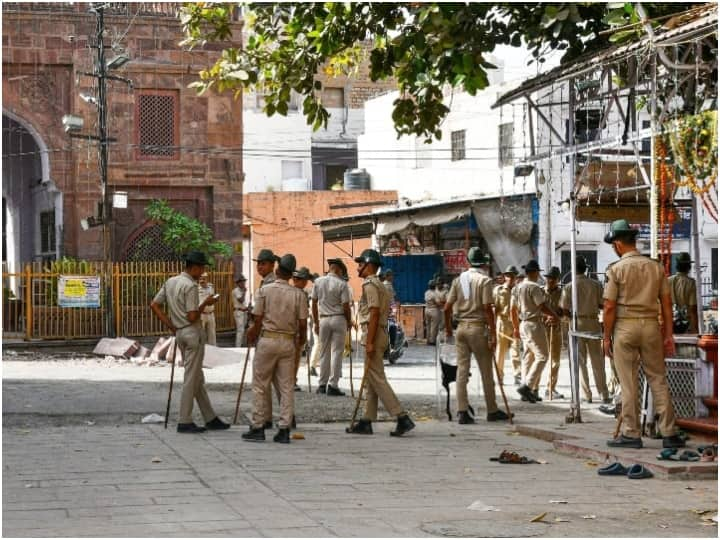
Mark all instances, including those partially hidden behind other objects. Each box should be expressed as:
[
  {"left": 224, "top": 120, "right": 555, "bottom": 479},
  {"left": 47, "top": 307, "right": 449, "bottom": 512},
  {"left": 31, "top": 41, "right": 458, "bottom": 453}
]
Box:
[
  {"left": 135, "top": 90, "right": 179, "bottom": 160},
  {"left": 498, "top": 123, "right": 513, "bottom": 166},
  {"left": 320, "top": 87, "right": 344, "bottom": 108},
  {"left": 281, "top": 160, "right": 303, "bottom": 180},
  {"left": 451, "top": 130, "right": 466, "bottom": 162},
  {"left": 39, "top": 210, "right": 55, "bottom": 255}
]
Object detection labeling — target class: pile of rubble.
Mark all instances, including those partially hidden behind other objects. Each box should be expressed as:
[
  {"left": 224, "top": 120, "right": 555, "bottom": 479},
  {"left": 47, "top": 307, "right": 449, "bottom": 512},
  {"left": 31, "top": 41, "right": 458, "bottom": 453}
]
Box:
[{"left": 92, "top": 337, "right": 183, "bottom": 367}]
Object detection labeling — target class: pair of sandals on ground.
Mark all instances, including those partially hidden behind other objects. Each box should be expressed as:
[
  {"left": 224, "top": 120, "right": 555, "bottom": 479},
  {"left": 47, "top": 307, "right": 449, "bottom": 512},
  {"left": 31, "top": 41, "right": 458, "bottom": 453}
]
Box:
[{"left": 657, "top": 444, "right": 717, "bottom": 462}]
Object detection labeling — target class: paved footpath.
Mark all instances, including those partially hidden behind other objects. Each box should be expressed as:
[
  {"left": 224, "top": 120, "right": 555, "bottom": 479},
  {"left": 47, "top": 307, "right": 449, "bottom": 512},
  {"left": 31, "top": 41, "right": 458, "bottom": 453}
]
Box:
[{"left": 3, "top": 420, "right": 717, "bottom": 538}]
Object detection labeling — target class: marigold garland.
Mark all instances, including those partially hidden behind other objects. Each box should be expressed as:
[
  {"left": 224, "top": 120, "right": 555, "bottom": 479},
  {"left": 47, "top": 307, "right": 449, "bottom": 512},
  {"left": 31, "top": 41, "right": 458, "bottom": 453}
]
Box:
[{"left": 666, "top": 111, "right": 718, "bottom": 196}]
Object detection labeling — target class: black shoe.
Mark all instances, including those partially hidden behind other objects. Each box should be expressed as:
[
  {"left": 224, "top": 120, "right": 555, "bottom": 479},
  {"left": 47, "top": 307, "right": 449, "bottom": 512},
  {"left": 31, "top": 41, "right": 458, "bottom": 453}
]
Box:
[
  {"left": 391, "top": 414, "right": 415, "bottom": 437},
  {"left": 273, "top": 428, "right": 290, "bottom": 444},
  {"left": 662, "top": 434, "right": 686, "bottom": 449},
  {"left": 327, "top": 385, "right": 346, "bottom": 396},
  {"left": 598, "top": 404, "right": 619, "bottom": 416},
  {"left": 294, "top": 384, "right": 302, "bottom": 392},
  {"left": 177, "top": 422, "right": 207, "bottom": 434},
  {"left": 316, "top": 384, "right": 326, "bottom": 394},
  {"left": 487, "top": 410, "right": 514, "bottom": 422},
  {"left": 241, "top": 427, "right": 266, "bottom": 442},
  {"left": 457, "top": 410, "right": 475, "bottom": 425},
  {"left": 346, "top": 419, "right": 373, "bottom": 435},
  {"left": 607, "top": 435, "right": 643, "bottom": 449},
  {"left": 205, "top": 417, "right": 230, "bottom": 430},
  {"left": 263, "top": 420, "right": 274, "bottom": 430},
  {"left": 517, "top": 385, "right": 536, "bottom": 403}
]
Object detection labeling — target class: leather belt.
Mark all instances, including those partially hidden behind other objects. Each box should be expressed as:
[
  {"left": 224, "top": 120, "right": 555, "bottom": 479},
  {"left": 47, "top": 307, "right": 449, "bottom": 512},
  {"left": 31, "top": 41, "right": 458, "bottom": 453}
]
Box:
[
  {"left": 319, "top": 314, "right": 344, "bottom": 318},
  {"left": 261, "top": 330, "right": 295, "bottom": 340}
]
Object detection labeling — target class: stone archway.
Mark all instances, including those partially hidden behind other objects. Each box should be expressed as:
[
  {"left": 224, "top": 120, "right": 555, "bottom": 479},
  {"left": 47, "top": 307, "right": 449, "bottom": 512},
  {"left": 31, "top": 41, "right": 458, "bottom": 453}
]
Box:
[{"left": 2, "top": 111, "right": 62, "bottom": 270}]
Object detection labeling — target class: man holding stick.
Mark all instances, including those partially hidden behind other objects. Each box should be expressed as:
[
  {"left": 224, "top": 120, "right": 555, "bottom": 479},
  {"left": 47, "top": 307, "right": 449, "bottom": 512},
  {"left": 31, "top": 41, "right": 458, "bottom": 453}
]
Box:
[
  {"left": 346, "top": 249, "right": 415, "bottom": 437},
  {"left": 493, "top": 266, "right": 522, "bottom": 386},
  {"left": 150, "top": 251, "right": 229, "bottom": 434},
  {"left": 541, "top": 266, "right": 564, "bottom": 400}
]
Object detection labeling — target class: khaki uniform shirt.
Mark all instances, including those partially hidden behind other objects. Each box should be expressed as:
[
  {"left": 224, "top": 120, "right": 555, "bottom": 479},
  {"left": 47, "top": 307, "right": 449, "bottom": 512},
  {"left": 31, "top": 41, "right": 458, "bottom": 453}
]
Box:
[
  {"left": 384, "top": 281, "right": 396, "bottom": 302},
  {"left": 511, "top": 280, "right": 548, "bottom": 322},
  {"left": 152, "top": 272, "right": 200, "bottom": 329},
  {"left": 232, "top": 286, "right": 247, "bottom": 311},
  {"left": 253, "top": 278, "right": 309, "bottom": 334},
  {"left": 447, "top": 268, "right": 493, "bottom": 322},
  {"left": 603, "top": 250, "right": 669, "bottom": 318},
  {"left": 311, "top": 274, "right": 350, "bottom": 317},
  {"left": 425, "top": 289, "right": 439, "bottom": 310},
  {"left": 560, "top": 274, "right": 603, "bottom": 318},
  {"left": 544, "top": 285, "right": 562, "bottom": 327},
  {"left": 436, "top": 287, "right": 448, "bottom": 306},
  {"left": 198, "top": 283, "right": 215, "bottom": 314},
  {"left": 493, "top": 283, "right": 513, "bottom": 320},
  {"left": 669, "top": 272, "right": 697, "bottom": 309},
  {"left": 358, "top": 275, "right": 390, "bottom": 328}
]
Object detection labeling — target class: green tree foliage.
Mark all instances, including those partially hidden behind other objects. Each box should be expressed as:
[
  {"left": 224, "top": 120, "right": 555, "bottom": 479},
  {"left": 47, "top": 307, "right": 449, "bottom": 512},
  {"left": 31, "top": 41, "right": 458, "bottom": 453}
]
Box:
[
  {"left": 181, "top": 2, "right": 699, "bottom": 140},
  {"left": 145, "top": 199, "right": 232, "bottom": 263}
]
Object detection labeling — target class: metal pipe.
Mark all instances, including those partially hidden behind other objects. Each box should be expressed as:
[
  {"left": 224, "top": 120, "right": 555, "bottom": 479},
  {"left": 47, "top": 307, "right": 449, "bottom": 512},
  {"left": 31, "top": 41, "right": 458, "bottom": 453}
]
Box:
[
  {"left": 691, "top": 196, "right": 704, "bottom": 332},
  {"left": 649, "top": 54, "right": 659, "bottom": 260}
]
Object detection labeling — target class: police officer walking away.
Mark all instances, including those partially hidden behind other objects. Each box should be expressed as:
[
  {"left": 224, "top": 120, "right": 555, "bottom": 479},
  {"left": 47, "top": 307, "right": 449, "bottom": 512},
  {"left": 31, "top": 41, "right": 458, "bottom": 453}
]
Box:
[
  {"left": 312, "top": 259, "right": 352, "bottom": 396},
  {"left": 602, "top": 220, "right": 685, "bottom": 449},
  {"left": 512, "top": 260, "right": 559, "bottom": 403},
  {"left": 150, "top": 251, "right": 230, "bottom": 433},
  {"left": 347, "top": 249, "right": 415, "bottom": 436},
  {"left": 669, "top": 252, "right": 699, "bottom": 334},
  {"left": 541, "top": 266, "right": 564, "bottom": 400},
  {"left": 493, "top": 266, "right": 522, "bottom": 385},
  {"left": 560, "top": 257, "right": 610, "bottom": 404},
  {"left": 424, "top": 279, "right": 441, "bottom": 345},
  {"left": 243, "top": 254, "right": 308, "bottom": 443},
  {"left": 232, "top": 275, "right": 249, "bottom": 347}
]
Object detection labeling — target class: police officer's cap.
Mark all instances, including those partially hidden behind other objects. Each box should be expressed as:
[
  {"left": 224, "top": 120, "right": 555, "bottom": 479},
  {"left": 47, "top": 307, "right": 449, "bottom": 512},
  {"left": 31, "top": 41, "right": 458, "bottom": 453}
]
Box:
[
  {"left": 327, "top": 258, "right": 348, "bottom": 274},
  {"left": 467, "top": 246, "right": 485, "bottom": 267},
  {"left": 278, "top": 254, "right": 297, "bottom": 274},
  {"left": 253, "top": 248, "right": 280, "bottom": 263},
  {"left": 428, "top": 279, "right": 437, "bottom": 288},
  {"left": 543, "top": 266, "right": 561, "bottom": 279},
  {"left": 293, "top": 266, "right": 311, "bottom": 280},
  {"left": 503, "top": 265, "right": 519, "bottom": 275},
  {"left": 184, "top": 251, "right": 210, "bottom": 266},
  {"left": 235, "top": 274, "right": 247, "bottom": 283},
  {"left": 677, "top": 252, "right": 693, "bottom": 264},
  {"left": 522, "top": 259, "right": 542, "bottom": 273},
  {"left": 603, "top": 219, "right": 639, "bottom": 243},
  {"left": 354, "top": 248, "right": 382, "bottom": 267}
]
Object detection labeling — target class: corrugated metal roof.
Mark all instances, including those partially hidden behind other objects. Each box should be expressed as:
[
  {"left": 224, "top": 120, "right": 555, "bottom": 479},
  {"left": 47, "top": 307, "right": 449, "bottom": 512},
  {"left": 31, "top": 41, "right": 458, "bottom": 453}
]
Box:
[{"left": 493, "top": 4, "right": 717, "bottom": 108}]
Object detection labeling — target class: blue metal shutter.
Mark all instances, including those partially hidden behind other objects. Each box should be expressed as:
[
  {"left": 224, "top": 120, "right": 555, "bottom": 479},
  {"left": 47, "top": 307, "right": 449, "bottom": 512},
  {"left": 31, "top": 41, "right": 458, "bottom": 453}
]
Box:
[{"left": 380, "top": 254, "right": 443, "bottom": 303}]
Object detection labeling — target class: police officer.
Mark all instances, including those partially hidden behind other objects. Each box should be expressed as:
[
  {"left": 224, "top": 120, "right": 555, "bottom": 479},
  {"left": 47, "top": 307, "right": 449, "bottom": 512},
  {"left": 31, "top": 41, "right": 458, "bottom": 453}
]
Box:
[
  {"left": 436, "top": 280, "right": 449, "bottom": 333},
  {"left": 602, "top": 219, "right": 684, "bottom": 449},
  {"left": 424, "top": 279, "right": 441, "bottom": 346},
  {"left": 243, "top": 254, "right": 308, "bottom": 444},
  {"left": 493, "top": 265, "right": 522, "bottom": 386},
  {"left": 292, "top": 266, "right": 313, "bottom": 392},
  {"left": 541, "top": 266, "right": 564, "bottom": 400},
  {"left": 512, "top": 260, "right": 559, "bottom": 403},
  {"left": 669, "top": 252, "right": 698, "bottom": 334},
  {"left": 198, "top": 272, "right": 217, "bottom": 346},
  {"left": 312, "top": 259, "right": 352, "bottom": 396},
  {"left": 347, "top": 249, "right": 415, "bottom": 436},
  {"left": 150, "top": 251, "right": 229, "bottom": 433},
  {"left": 560, "top": 257, "right": 610, "bottom": 404},
  {"left": 232, "top": 275, "right": 249, "bottom": 347},
  {"left": 254, "top": 248, "right": 281, "bottom": 429},
  {"left": 444, "top": 248, "right": 511, "bottom": 424}
]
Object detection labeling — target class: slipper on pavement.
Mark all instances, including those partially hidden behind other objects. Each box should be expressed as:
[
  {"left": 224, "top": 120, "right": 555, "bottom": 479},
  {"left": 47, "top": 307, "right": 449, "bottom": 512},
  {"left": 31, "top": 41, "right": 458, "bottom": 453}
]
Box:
[
  {"left": 597, "top": 462, "right": 629, "bottom": 476},
  {"left": 673, "top": 450, "right": 701, "bottom": 462},
  {"left": 627, "top": 464, "right": 654, "bottom": 479},
  {"left": 657, "top": 448, "right": 678, "bottom": 461}
]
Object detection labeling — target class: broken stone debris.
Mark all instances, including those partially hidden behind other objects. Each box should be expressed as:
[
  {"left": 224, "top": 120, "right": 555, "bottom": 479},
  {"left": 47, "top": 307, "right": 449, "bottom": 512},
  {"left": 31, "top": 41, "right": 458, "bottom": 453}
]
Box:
[{"left": 93, "top": 337, "right": 140, "bottom": 358}]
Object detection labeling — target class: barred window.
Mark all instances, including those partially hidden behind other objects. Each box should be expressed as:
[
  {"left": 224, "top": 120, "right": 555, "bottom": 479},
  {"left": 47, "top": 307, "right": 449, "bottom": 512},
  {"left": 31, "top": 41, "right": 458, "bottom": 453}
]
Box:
[
  {"left": 135, "top": 90, "right": 179, "bottom": 160},
  {"left": 39, "top": 210, "right": 55, "bottom": 255},
  {"left": 498, "top": 122, "right": 514, "bottom": 167},
  {"left": 451, "top": 130, "right": 465, "bottom": 162}
]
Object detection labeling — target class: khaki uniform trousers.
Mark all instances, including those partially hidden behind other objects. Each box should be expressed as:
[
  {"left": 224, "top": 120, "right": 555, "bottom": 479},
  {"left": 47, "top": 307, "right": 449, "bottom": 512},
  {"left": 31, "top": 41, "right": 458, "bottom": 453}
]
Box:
[
  {"left": 319, "top": 315, "right": 346, "bottom": 388},
  {"left": 201, "top": 314, "right": 216, "bottom": 346},
  {"left": 521, "top": 320, "right": 550, "bottom": 390},
  {"left": 234, "top": 311, "right": 247, "bottom": 347},
  {"left": 495, "top": 317, "right": 521, "bottom": 381},
  {"left": 176, "top": 326, "right": 216, "bottom": 424},
  {"left": 425, "top": 307, "right": 441, "bottom": 345},
  {"left": 613, "top": 318, "right": 677, "bottom": 438},
  {"left": 543, "top": 324, "right": 561, "bottom": 393},
  {"left": 576, "top": 318, "right": 609, "bottom": 401},
  {"left": 455, "top": 321, "right": 499, "bottom": 414},
  {"left": 361, "top": 328, "right": 403, "bottom": 421},
  {"left": 252, "top": 334, "right": 295, "bottom": 429},
  {"left": 310, "top": 328, "right": 321, "bottom": 370}
]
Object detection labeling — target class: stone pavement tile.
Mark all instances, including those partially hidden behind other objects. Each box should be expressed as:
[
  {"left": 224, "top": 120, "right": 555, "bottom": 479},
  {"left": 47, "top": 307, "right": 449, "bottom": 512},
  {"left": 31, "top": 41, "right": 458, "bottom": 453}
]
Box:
[
  {"left": 259, "top": 526, "right": 336, "bottom": 537},
  {"left": 67, "top": 500, "right": 240, "bottom": 520}
]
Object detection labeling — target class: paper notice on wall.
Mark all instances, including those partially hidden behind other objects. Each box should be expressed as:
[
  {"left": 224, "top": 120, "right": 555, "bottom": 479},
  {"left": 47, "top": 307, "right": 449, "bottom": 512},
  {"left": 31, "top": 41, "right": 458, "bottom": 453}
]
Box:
[{"left": 58, "top": 275, "right": 101, "bottom": 308}]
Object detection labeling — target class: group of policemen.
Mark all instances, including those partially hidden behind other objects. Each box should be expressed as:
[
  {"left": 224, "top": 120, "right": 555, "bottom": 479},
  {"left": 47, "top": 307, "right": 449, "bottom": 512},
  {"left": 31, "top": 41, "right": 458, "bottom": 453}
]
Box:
[{"left": 151, "top": 218, "right": 692, "bottom": 450}]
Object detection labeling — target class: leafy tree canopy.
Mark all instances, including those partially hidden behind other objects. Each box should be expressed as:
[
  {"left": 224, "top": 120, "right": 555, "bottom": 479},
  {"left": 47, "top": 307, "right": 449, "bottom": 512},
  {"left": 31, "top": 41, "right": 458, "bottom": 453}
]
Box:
[{"left": 181, "top": 2, "right": 699, "bottom": 140}]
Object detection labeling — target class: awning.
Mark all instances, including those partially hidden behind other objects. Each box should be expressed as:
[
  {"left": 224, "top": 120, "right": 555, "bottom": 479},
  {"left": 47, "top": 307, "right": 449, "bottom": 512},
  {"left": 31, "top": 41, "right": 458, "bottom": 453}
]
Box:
[{"left": 376, "top": 204, "right": 470, "bottom": 235}]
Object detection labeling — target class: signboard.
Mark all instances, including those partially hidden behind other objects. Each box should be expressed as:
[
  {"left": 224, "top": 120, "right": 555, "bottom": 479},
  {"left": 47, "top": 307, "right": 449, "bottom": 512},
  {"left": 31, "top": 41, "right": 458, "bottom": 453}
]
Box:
[
  {"left": 636, "top": 207, "right": 691, "bottom": 240},
  {"left": 443, "top": 249, "right": 467, "bottom": 274},
  {"left": 58, "top": 275, "right": 101, "bottom": 308}
]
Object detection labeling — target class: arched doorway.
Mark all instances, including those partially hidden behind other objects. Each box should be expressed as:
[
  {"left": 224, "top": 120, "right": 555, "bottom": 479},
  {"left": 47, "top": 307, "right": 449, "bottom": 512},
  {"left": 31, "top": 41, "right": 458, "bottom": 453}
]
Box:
[{"left": 2, "top": 112, "right": 62, "bottom": 271}]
